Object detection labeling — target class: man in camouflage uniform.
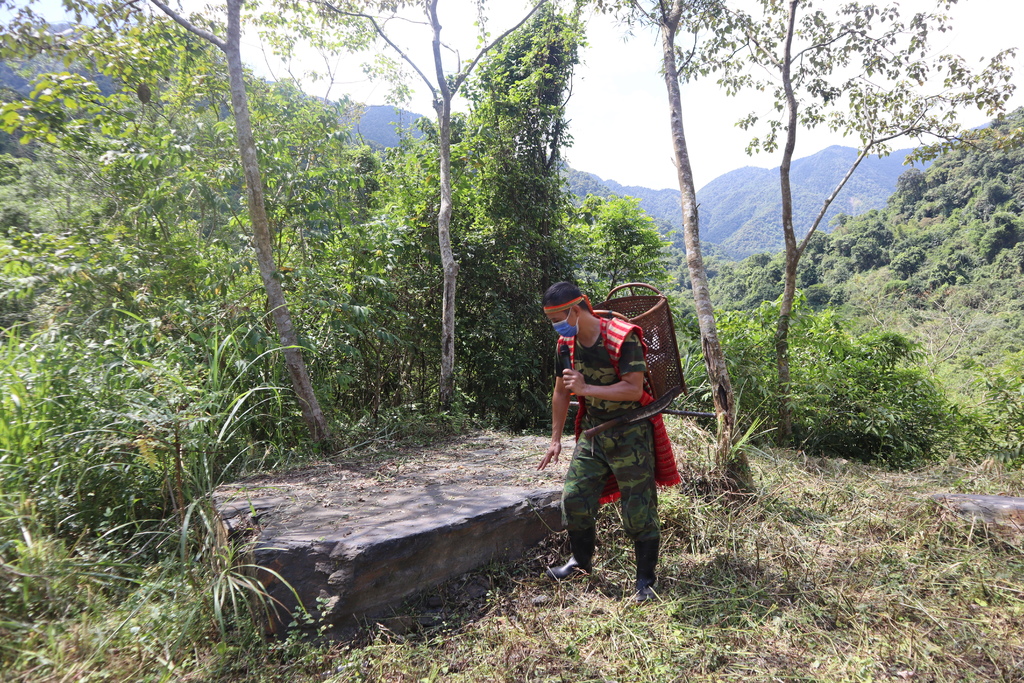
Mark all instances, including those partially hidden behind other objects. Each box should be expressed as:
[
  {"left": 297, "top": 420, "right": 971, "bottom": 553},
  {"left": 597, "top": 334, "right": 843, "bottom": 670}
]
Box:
[{"left": 539, "top": 281, "right": 660, "bottom": 601}]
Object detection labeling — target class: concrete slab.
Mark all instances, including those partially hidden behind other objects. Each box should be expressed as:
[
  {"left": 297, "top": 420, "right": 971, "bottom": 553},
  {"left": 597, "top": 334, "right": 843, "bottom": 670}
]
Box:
[
  {"left": 213, "top": 432, "right": 569, "bottom": 635},
  {"left": 932, "top": 492, "right": 1024, "bottom": 541}
]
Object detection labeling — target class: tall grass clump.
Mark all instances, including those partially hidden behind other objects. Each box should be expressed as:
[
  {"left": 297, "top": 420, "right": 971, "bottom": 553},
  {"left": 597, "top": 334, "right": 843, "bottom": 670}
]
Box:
[
  {"left": 0, "top": 305, "right": 333, "bottom": 678},
  {"left": 0, "top": 314, "right": 301, "bottom": 543},
  {"left": 0, "top": 493, "right": 325, "bottom": 682}
]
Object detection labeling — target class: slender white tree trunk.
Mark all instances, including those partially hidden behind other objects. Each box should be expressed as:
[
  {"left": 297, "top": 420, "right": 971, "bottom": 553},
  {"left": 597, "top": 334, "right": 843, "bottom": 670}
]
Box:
[
  {"left": 223, "top": 0, "right": 329, "bottom": 440},
  {"left": 428, "top": 0, "right": 458, "bottom": 410},
  {"left": 150, "top": 0, "right": 330, "bottom": 440},
  {"left": 773, "top": 0, "right": 801, "bottom": 446},
  {"left": 659, "top": 0, "right": 750, "bottom": 487}
]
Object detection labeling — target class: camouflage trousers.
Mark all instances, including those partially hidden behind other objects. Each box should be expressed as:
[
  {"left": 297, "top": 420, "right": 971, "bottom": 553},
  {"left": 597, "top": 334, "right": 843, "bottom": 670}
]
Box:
[{"left": 562, "top": 418, "right": 660, "bottom": 543}]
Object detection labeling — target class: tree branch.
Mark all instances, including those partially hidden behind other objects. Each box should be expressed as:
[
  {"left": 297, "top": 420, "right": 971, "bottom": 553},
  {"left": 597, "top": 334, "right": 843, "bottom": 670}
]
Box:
[
  {"left": 146, "top": 0, "right": 225, "bottom": 50},
  {"left": 724, "top": 5, "right": 781, "bottom": 71},
  {"left": 791, "top": 26, "right": 859, "bottom": 63},
  {"left": 629, "top": 0, "right": 649, "bottom": 22},
  {"left": 797, "top": 116, "right": 929, "bottom": 258},
  {"left": 449, "top": 0, "right": 549, "bottom": 94},
  {"left": 796, "top": 145, "right": 870, "bottom": 257},
  {"left": 666, "top": 0, "right": 682, "bottom": 28},
  {"left": 315, "top": 0, "right": 438, "bottom": 98}
]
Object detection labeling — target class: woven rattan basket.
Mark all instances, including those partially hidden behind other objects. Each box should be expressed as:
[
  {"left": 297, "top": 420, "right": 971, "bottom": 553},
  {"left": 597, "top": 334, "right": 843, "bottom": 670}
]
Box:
[{"left": 597, "top": 283, "right": 686, "bottom": 401}]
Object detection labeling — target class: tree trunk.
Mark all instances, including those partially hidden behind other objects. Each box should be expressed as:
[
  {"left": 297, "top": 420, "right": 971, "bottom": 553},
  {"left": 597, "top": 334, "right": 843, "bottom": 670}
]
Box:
[
  {"left": 774, "top": 0, "right": 801, "bottom": 446},
  {"left": 427, "top": 0, "right": 459, "bottom": 411},
  {"left": 775, "top": 251, "right": 798, "bottom": 443},
  {"left": 659, "top": 1, "right": 750, "bottom": 489},
  {"left": 224, "top": 0, "right": 329, "bottom": 440}
]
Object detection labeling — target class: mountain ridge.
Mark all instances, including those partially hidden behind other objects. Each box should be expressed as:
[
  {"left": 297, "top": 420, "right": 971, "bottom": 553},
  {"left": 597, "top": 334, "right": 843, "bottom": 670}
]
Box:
[
  {"left": 354, "top": 105, "right": 424, "bottom": 147},
  {"left": 566, "top": 145, "right": 924, "bottom": 259}
]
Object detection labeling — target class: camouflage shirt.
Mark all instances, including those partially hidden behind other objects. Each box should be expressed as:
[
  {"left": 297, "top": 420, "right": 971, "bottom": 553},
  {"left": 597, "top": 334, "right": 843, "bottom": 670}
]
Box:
[{"left": 571, "top": 331, "right": 646, "bottom": 423}]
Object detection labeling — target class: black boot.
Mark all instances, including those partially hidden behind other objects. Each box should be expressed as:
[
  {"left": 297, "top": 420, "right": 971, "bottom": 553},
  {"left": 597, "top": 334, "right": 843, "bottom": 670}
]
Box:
[
  {"left": 546, "top": 527, "right": 596, "bottom": 580},
  {"left": 634, "top": 538, "right": 659, "bottom": 602}
]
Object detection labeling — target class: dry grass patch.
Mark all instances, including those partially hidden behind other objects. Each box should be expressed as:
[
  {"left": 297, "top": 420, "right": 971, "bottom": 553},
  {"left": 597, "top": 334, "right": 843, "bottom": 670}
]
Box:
[
  {"left": 321, "top": 444, "right": 1024, "bottom": 682},
  {"left": 4, "top": 434, "right": 1023, "bottom": 682}
]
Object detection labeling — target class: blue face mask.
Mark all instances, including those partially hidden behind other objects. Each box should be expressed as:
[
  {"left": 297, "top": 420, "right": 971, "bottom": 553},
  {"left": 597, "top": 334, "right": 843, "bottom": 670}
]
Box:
[{"left": 552, "top": 310, "right": 578, "bottom": 337}]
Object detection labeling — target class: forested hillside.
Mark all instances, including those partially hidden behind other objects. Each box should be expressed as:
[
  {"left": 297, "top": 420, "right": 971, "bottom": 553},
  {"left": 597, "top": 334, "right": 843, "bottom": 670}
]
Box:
[
  {"left": 707, "top": 109, "right": 1024, "bottom": 463},
  {"left": 565, "top": 146, "right": 917, "bottom": 257},
  {"left": 353, "top": 104, "right": 424, "bottom": 148},
  {"left": 701, "top": 146, "right": 920, "bottom": 257}
]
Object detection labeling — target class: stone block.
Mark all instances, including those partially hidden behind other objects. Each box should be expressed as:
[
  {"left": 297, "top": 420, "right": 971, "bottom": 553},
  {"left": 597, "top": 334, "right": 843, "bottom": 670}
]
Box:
[{"left": 213, "top": 434, "right": 567, "bottom": 635}]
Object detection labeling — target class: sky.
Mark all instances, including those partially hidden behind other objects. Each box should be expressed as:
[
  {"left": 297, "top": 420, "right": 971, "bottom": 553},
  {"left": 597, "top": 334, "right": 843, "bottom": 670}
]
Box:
[
  {"left": 9, "top": 0, "right": 1024, "bottom": 191},
  {"left": 244, "top": 0, "right": 1022, "bottom": 192},
  {"left": 561, "top": 1, "right": 1024, "bottom": 190}
]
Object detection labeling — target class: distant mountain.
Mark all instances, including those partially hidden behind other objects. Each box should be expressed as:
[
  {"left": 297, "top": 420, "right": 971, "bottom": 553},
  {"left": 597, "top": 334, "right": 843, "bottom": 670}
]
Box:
[
  {"left": 0, "top": 61, "right": 30, "bottom": 95},
  {"left": 708, "top": 107, "right": 1024, "bottom": 373},
  {"left": 564, "top": 168, "right": 682, "bottom": 237},
  {"left": 1, "top": 51, "right": 117, "bottom": 99},
  {"left": 354, "top": 105, "right": 424, "bottom": 148},
  {"left": 567, "top": 145, "right": 924, "bottom": 259},
  {"left": 703, "top": 146, "right": 922, "bottom": 258}
]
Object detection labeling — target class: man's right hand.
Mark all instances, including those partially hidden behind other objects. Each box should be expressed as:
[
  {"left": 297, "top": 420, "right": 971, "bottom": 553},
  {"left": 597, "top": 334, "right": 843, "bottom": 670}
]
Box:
[
  {"left": 538, "top": 441, "right": 561, "bottom": 470},
  {"left": 561, "top": 368, "right": 587, "bottom": 396}
]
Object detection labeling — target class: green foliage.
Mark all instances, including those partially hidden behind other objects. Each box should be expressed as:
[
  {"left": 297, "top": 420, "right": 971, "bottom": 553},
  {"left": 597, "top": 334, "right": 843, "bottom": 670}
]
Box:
[
  {"left": 451, "top": 4, "right": 582, "bottom": 427},
  {"left": 687, "top": 0, "right": 1016, "bottom": 161},
  {"left": 0, "top": 317, "right": 302, "bottom": 535},
  {"left": 708, "top": 252, "right": 785, "bottom": 310},
  {"left": 0, "top": 13, "right": 370, "bottom": 545},
  {"left": 569, "top": 194, "right": 670, "bottom": 295},
  {"left": 975, "top": 352, "right": 1024, "bottom": 466},
  {"left": 979, "top": 212, "right": 1022, "bottom": 262},
  {"left": 712, "top": 299, "right": 958, "bottom": 466}
]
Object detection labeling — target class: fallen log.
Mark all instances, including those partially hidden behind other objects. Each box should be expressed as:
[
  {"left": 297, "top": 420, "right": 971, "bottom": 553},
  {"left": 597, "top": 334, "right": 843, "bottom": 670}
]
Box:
[{"left": 931, "top": 493, "right": 1024, "bottom": 541}]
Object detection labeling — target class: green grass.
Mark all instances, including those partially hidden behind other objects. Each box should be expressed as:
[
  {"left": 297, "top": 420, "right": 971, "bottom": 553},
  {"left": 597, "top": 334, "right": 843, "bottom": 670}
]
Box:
[{"left": 2, "top": 432, "right": 1024, "bottom": 682}]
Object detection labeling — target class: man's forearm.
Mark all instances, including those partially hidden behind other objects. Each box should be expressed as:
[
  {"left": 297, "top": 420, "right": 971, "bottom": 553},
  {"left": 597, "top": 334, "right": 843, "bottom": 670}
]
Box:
[
  {"left": 579, "top": 380, "right": 643, "bottom": 403},
  {"left": 551, "top": 381, "right": 570, "bottom": 441},
  {"left": 562, "top": 369, "right": 644, "bottom": 403}
]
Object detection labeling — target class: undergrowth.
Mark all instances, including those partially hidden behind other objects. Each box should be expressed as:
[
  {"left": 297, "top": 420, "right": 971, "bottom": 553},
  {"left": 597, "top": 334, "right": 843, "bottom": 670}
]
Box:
[{"left": 2, "top": 431, "right": 1023, "bottom": 682}]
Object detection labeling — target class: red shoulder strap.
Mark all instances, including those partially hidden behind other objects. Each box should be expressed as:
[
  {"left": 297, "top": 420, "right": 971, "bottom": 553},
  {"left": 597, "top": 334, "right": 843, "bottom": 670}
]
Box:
[{"left": 599, "top": 317, "right": 645, "bottom": 378}]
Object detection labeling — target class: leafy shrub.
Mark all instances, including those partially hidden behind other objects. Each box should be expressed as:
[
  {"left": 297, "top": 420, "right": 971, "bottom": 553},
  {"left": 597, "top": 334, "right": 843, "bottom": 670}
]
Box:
[
  {"left": 889, "top": 245, "right": 926, "bottom": 278},
  {"left": 713, "top": 299, "right": 958, "bottom": 466},
  {"left": 978, "top": 212, "right": 1021, "bottom": 262},
  {"left": 974, "top": 352, "right": 1024, "bottom": 466}
]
